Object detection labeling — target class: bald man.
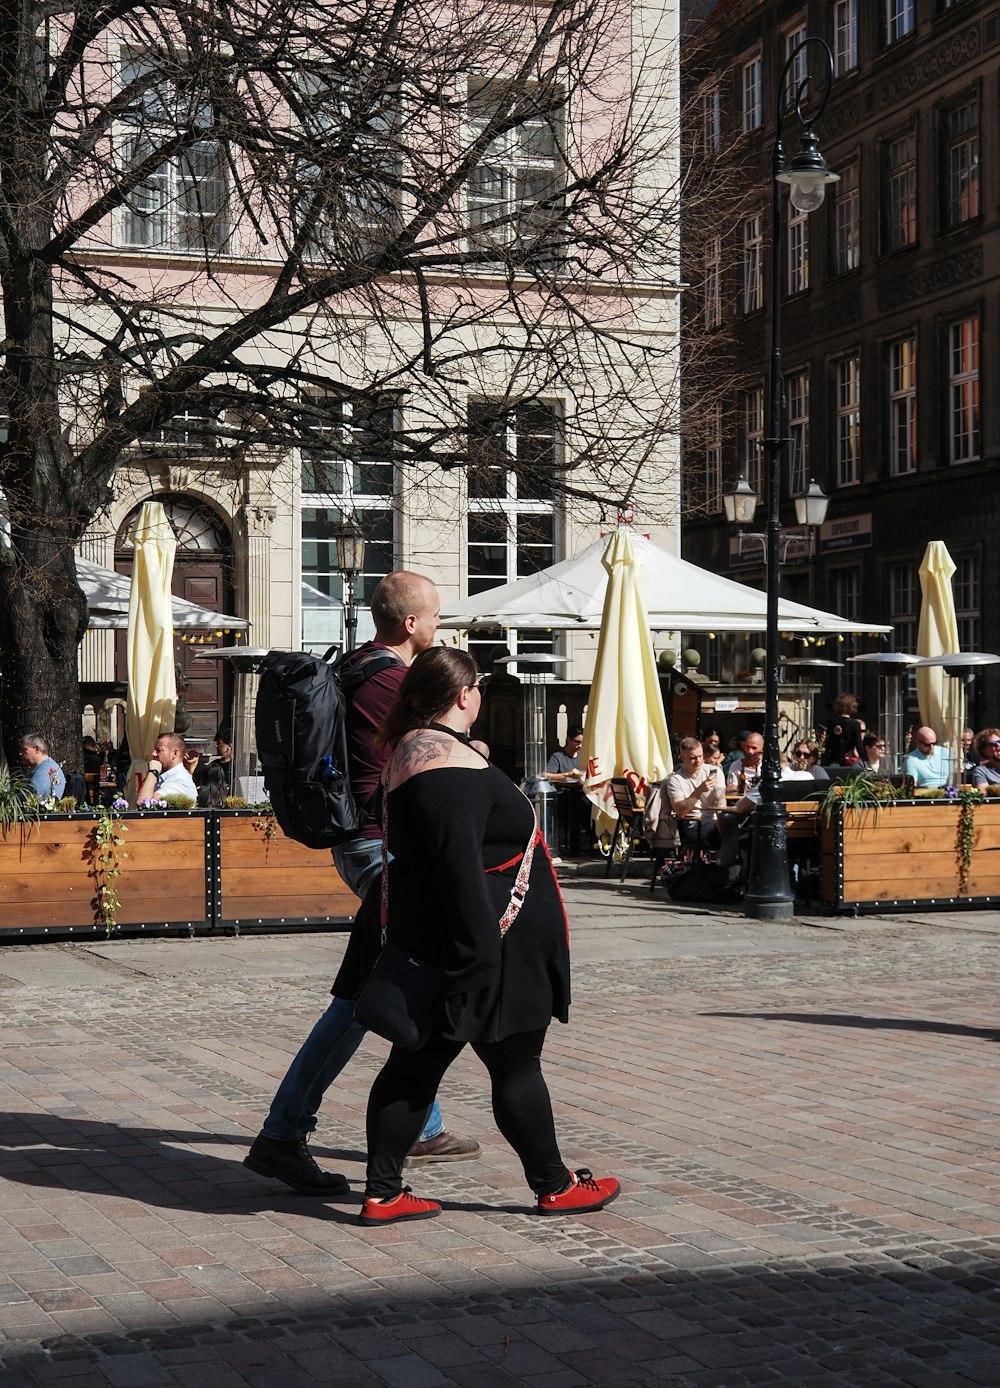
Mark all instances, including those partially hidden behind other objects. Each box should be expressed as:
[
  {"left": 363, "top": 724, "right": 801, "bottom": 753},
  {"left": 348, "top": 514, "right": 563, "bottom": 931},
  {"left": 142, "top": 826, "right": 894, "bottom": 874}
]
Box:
[
  {"left": 245, "top": 571, "right": 480, "bottom": 1197},
  {"left": 903, "top": 726, "right": 949, "bottom": 789}
]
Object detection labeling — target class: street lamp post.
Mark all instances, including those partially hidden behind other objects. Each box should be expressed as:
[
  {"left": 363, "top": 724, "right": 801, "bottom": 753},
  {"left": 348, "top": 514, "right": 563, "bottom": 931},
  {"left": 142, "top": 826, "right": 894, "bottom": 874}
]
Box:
[
  {"left": 746, "top": 37, "right": 838, "bottom": 921},
  {"left": 333, "top": 516, "right": 366, "bottom": 653}
]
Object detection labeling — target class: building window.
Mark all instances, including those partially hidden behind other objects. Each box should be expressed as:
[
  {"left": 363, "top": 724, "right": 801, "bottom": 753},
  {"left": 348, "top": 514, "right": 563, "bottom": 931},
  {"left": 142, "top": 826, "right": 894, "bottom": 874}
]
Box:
[
  {"left": 742, "top": 385, "right": 764, "bottom": 497},
  {"left": 786, "top": 204, "right": 809, "bottom": 295},
  {"left": 466, "top": 401, "right": 560, "bottom": 668},
  {"left": 833, "top": 160, "right": 860, "bottom": 273},
  {"left": 942, "top": 99, "right": 980, "bottom": 228},
  {"left": 785, "top": 370, "right": 809, "bottom": 495},
  {"left": 784, "top": 24, "right": 808, "bottom": 105},
  {"left": 300, "top": 397, "right": 395, "bottom": 652},
  {"left": 836, "top": 356, "right": 861, "bottom": 487},
  {"left": 830, "top": 567, "right": 861, "bottom": 660},
  {"left": 705, "top": 405, "right": 722, "bottom": 514},
  {"left": 888, "top": 562, "right": 917, "bottom": 653},
  {"left": 949, "top": 316, "right": 980, "bottom": 464},
  {"left": 954, "top": 555, "right": 980, "bottom": 650},
  {"left": 292, "top": 71, "right": 400, "bottom": 257},
  {"left": 888, "top": 336, "right": 917, "bottom": 475},
  {"left": 704, "top": 237, "right": 721, "bottom": 329},
  {"left": 883, "top": 0, "right": 915, "bottom": 44},
  {"left": 833, "top": 0, "right": 858, "bottom": 75},
  {"left": 884, "top": 131, "right": 917, "bottom": 251},
  {"left": 741, "top": 56, "right": 763, "bottom": 133},
  {"left": 742, "top": 214, "right": 763, "bottom": 313},
  {"left": 701, "top": 85, "right": 721, "bottom": 155},
  {"left": 119, "top": 54, "right": 229, "bottom": 251},
  {"left": 141, "top": 404, "right": 222, "bottom": 453},
  {"left": 468, "top": 83, "right": 562, "bottom": 264}
]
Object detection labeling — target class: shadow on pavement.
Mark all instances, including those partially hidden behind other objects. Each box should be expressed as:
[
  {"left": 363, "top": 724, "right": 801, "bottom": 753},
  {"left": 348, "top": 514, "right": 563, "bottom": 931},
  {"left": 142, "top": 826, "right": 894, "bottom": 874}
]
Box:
[
  {"left": 702, "top": 1011, "right": 1000, "bottom": 1042},
  {"left": 1, "top": 1244, "right": 999, "bottom": 1386},
  {"left": 0, "top": 1114, "right": 523, "bottom": 1220}
]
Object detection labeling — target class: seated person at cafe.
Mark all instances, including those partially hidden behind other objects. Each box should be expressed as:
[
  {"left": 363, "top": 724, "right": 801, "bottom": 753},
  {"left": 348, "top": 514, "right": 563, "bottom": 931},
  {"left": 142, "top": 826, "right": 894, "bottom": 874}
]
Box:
[
  {"left": 719, "top": 757, "right": 810, "bottom": 874},
  {"left": 192, "top": 725, "right": 235, "bottom": 793},
  {"left": 137, "top": 732, "right": 198, "bottom": 803},
  {"left": 726, "top": 731, "right": 764, "bottom": 792},
  {"left": 545, "top": 725, "right": 587, "bottom": 854},
  {"left": 962, "top": 727, "right": 978, "bottom": 777},
  {"left": 666, "top": 737, "right": 726, "bottom": 854},
  {"left": 903, "top": 726, "right": 949, "bottom": 789},
  {"left": 970, "top": 729, "right": 1000, "bottom": 788},
  {"left": 19, "top": 733, "right": 66, "bottom": 800}
]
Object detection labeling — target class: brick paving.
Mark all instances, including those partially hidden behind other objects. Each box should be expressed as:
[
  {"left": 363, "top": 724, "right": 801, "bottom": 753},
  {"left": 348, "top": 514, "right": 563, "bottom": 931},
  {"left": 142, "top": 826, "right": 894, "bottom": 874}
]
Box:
[{"left": 1, "top": 876, "right": 999, "bottom": 1386}]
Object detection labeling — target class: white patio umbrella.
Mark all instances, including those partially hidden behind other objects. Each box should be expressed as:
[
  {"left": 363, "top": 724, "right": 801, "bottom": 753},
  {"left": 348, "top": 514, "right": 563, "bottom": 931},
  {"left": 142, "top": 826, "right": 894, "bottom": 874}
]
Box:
[
  {"left": 124, "top": 502, "right": 177, "bottom": 803},
  {"left": 916, "top": 541, "right": 962, "bottom": 772},
  {"left": 439, "top": 532, "right": 891, "bottom": 636},
  {"left": 580, "top": 526, "right": 672, "bottom": 838}
]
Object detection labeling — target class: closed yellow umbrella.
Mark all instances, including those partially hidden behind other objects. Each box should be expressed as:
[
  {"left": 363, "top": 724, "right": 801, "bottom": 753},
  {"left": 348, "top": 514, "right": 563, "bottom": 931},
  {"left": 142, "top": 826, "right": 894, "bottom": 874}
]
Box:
[
  {"left": 915, "top": 540, "right": 962, "bottom": 759},
  {"left": 580, "top": 525, "right": 672, "bottom": 839},
  {"left": 125, "top": 502, "right": 177, "bottom": 803}
]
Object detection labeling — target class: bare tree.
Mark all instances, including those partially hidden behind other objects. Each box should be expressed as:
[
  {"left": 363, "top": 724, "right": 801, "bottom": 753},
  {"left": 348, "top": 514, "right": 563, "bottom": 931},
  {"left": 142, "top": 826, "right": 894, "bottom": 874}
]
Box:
[{"left": 0, "top": 0, "right": 683, "bottom": 767}]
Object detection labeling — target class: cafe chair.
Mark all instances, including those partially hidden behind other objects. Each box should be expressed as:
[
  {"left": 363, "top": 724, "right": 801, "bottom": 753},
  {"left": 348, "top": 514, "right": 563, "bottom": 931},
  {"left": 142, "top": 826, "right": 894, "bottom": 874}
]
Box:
[{"left": 604, "top": 777, "right": 648, "bottom": 884}]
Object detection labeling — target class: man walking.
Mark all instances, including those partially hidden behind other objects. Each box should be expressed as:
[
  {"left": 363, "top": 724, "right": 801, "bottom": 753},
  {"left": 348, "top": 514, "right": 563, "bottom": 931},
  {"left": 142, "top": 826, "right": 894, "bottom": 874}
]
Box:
[{"left": 245, "top": 572, "right": 480, "bottom": 1195}]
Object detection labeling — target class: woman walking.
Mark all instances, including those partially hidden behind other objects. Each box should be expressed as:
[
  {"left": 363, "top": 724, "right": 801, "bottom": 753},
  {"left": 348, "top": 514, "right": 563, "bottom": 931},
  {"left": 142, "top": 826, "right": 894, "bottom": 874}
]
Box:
[{"left": 351, "top": 647, "right": 620, "bottom": 1226}]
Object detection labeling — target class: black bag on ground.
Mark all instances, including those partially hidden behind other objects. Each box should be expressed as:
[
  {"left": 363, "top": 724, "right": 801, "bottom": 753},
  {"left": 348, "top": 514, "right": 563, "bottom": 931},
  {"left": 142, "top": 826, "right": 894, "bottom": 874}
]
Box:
[
  {"left": 255, "top": 647, "right": 399, "bottom": 850},
  {"left": 665, "top": 862, "right": 739, "bottom": 904},
  {"left": 354, "top": 941, "right": 445, "bottom": 1050}
]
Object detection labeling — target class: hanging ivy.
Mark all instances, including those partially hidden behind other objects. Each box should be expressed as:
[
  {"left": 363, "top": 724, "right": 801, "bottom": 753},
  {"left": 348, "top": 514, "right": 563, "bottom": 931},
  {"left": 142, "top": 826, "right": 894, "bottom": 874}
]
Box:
[{"left": 949, "top": 786, "right": 985, "bottom": 897}]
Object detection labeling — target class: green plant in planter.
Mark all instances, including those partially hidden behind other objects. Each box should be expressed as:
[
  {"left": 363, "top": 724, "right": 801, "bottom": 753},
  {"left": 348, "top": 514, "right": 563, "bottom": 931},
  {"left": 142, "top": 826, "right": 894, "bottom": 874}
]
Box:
[
  {"left": 820, "top": 771, "right": 902, "bottom": 827},
  {"left": 950, "top": 785, "right": 986, "bottom": 897},
  {"left": 160, "top": 794, "right": 196, "bottom": 810},
  {"left": 250, "top": 800, "right": 278, "bottom": 848},
  {"left": 89, "top": 800, "right": 129, "bottom": 934},
  {"left": 0, "top": 766, "right": 40, "bottom": 837}
]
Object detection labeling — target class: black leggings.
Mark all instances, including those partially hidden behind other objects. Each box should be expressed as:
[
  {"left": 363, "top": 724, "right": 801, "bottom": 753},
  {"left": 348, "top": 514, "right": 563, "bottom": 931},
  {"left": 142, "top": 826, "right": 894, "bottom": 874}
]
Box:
[{"left": 365, "top": 1027, "right": 571, "bottom": 1199}]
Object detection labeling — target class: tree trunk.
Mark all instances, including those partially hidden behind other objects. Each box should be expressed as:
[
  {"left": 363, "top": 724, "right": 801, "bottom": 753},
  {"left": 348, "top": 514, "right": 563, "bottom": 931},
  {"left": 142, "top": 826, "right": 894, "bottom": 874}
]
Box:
[{"left": 0, "top": 537, "right": 88, "bottom": 773}]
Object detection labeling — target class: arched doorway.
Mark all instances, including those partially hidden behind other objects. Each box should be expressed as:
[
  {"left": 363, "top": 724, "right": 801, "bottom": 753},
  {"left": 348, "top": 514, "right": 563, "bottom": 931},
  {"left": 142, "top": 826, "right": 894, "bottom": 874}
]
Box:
[{"left": 115, "top": 496, "right": 236, "bottom": 745}]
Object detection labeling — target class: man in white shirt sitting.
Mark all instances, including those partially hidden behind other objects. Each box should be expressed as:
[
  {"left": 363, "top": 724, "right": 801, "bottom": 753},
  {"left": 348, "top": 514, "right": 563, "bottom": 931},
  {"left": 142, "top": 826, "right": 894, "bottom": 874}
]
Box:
[
  {"left": 665, "top": 737, "right": 726, "bottom": 854},
  {"left": 137, "top": 732, "right": 198, "bottom": 803}
]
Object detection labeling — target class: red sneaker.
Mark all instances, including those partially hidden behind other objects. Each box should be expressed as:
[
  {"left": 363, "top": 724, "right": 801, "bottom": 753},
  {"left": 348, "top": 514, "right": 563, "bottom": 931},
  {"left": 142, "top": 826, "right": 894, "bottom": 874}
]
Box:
[
  {"left": 359, "top": 1187, "right": 441, "bottom": 1227},
  {"left": 537, "top": 1169, "right": 621, "bottom": 1216}
]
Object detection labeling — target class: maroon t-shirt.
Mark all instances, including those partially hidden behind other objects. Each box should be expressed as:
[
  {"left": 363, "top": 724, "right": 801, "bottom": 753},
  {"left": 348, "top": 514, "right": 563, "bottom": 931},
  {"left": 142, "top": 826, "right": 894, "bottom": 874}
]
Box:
[{"left": 340, "top": 643, "right": 406, "bottom": 839}]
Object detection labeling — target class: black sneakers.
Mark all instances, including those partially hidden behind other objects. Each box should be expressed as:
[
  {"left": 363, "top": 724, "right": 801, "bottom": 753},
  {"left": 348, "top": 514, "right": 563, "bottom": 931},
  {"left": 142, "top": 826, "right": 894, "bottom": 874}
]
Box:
[{"left": 243, "top": 1134, "right": 349, "bottom": 1196}]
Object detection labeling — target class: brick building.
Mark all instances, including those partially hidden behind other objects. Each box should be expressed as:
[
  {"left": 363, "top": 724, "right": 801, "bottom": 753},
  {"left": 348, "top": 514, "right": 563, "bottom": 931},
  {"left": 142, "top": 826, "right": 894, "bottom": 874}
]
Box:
[{"left": 682, "top": 0, "right": 999, "bottom": 731}]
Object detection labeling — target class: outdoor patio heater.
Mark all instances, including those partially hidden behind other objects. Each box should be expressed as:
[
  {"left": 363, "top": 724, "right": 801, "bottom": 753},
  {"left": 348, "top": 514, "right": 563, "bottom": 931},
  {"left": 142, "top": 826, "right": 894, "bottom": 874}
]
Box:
[
  {"left": 498, "top": 652, "right": 568, "bottom": 853},
  {"left": 847, "top": 651, "right": 921, "bottom": 774},
  {"left": 194, "top": 646, "right": 270, "bottom": 796}
]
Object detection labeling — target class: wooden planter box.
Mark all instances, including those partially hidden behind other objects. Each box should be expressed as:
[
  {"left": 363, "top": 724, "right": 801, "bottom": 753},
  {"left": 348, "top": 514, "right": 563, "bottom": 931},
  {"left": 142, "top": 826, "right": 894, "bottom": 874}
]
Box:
[
  {"left": 0, "top": 811, "right": 358, "bottom": 940},
  {"left": 216, "top": 812, "right": 358, "bottom": 927},
  {"left": 820, "top": 799, "right": 1000, "bottom": 912}
]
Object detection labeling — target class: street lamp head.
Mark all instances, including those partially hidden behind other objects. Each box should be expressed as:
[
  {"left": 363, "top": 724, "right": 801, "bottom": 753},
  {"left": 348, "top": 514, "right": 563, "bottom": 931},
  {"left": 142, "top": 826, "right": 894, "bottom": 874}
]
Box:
[
  {"left": 777, "top": 126, "right": 839, "bottom": 212},
  {"left": 333, "top": 515, "right": 366, "bottom": 578},
  {"left": 723, "top": 474, "right": 759, "bottom": 526},
  {"left": 793, "top": 477, "right": 829, "bottom": 528}
]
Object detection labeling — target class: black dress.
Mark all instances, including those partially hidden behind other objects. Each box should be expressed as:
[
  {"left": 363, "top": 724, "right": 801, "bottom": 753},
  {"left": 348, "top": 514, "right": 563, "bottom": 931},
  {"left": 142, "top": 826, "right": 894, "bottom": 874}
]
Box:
[{"left": 335, "top": 757, "right": 571, "bottom": 1045}]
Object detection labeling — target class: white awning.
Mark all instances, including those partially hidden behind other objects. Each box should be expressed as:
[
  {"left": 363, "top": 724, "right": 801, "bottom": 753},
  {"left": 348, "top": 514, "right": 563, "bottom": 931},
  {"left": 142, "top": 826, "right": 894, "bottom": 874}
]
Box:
[
  {"left": 440, "top": 533, "right": 891, "bottom": 636},
  {"left": 76, "top": 556, "right": 249, "bottom": 631}
]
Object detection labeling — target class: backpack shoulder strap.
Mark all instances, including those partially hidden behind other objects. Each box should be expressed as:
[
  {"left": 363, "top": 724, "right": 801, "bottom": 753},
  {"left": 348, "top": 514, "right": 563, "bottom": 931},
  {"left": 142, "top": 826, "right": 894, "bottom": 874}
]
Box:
[{"left": 338, "top": 648, "right": 404, "bottom": 696}]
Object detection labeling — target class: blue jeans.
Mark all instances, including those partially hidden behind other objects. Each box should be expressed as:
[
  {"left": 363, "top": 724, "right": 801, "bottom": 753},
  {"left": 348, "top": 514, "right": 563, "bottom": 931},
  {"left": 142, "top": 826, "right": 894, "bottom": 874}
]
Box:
[
  {"left": 261, "top": 839, "right": 443, "bottom": 1144},
  {"left": 262, "top": 995, "right": 443, "bottom": 1143}
]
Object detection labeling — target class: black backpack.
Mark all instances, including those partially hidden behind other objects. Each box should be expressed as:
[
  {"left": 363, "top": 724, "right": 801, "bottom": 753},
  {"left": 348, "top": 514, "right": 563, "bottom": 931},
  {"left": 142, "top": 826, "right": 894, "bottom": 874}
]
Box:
[{"left": 255, "top": 647, "right": 401, "bottom": 850}]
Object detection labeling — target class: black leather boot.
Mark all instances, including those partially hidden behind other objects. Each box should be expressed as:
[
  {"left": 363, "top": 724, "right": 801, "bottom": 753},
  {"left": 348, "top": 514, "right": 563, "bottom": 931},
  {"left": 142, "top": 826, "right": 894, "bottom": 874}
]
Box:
[{"left": 243, "top": 1134, "right": 349, "bottom": 1195}]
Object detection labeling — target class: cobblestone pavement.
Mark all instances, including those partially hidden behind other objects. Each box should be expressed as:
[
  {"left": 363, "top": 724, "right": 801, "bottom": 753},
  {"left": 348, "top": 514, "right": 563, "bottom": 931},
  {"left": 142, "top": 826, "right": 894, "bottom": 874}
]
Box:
[{"left": 1, "top": 877, "right": 999, "bottom": 1387}]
